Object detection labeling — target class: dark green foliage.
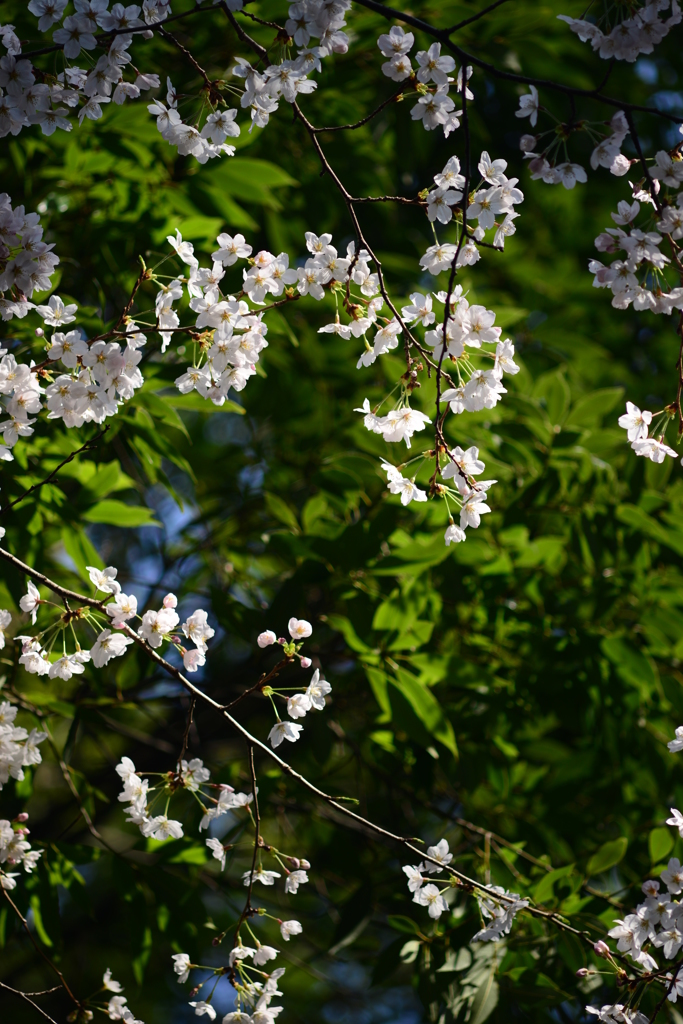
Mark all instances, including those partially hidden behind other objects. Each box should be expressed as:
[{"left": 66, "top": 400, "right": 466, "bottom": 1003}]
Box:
[{"left": 2, "top": 1, "right": 683, "bottom": 1021}]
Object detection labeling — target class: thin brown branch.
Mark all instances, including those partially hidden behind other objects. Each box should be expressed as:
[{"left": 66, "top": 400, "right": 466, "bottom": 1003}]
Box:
[
  {"left": 0, "top": 428, "right": 108, "bottom": 517},
  {"left": 447, "top": 0, "right": 515, "bottom": 32},
  {"left": 0, "top": 982, "right": 61, "bottom": 1024}
]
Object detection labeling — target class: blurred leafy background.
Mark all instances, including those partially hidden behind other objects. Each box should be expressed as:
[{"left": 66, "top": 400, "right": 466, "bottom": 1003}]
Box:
[{"left": 3, "top": 0, "right": 683, "bottom": 1021}]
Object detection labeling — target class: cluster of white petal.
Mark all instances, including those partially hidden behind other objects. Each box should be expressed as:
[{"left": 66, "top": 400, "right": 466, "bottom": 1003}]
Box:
[
  {"left": 0, "top": 193, "right": 60, "bottom": 319},
  {"left": 0, "top": 701, "right": 46, "bottom": 792},
  {"left": 0, "top": 809, "right": 43, "bottom": 890},
  {"left": 377, "top": 25, "right": 470, "bottom": 138},
  {"left": 103, "top": 966, "right": 145, "bottom": 1023},
  {"left": 1, "top": 3, "right": 163, "bottom": 141},
  {"left": 559, "top": 1, "right": 681, "bottom": 63}
]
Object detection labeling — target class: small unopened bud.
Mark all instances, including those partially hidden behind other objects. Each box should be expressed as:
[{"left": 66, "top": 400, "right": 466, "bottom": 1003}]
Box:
[
  {"left": 575, "top": 968, "right": 589, "bottom": 977},
  {"left": 163, "top": 592, "right": 178, "bottom": 609},
  {"left": 277, "top": 637, "right": 287, "bottom": 645},
  {"left": 300, "top": 657, "right": 312, "bottom": 668},
  {"left": 300, "top": 859, "right": 311, "bottom": 870},
  {"left": 189, "top": 985, "right": 201, "bottom": 998},
  {"left": 594, "top": 940, "right": 610, "bottom": 958},
  {"left": 35, "top": 327, "right": 44, "bottom": 338},
  {"left": 520, "top": 134, "right": 537, "bottom": 152},
  {"left": 286, "top": 856, "right": 300, "bottom": 869},
  {"left": 14, "top": 812, "right": 29, "bottom": 822}
]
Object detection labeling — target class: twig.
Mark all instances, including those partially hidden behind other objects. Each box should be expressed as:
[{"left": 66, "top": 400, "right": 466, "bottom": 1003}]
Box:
[
  {"left": 0, "top": 428, "right": 108, "bottom": 517},
  {"left": 0, "top": 982, "right": 61, "bottom": 1024}
]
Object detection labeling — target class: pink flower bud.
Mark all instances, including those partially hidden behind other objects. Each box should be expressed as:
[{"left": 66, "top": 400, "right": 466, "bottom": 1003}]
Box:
[
  {"left": 163, "top": 593, "right": 178, "bottom": 609},
  {"left": 14, "top": 813, "right": 29, "bottom": 822},
  {"left": 594, "top": 940, "right": 610, "bottom": 958},
  {"left": 300, "top": 657, "right": 312, "bottom": 668},
  {"left": 35, "top": 327, "right": 44, "bottom": 338},
  {"left": 277, "top": 637, "right": 287, "bottom": 645},
  {"left": 575, "top": 968, "right": 589, "bottom": 977},
  {"left": 300, "top": 859, "right": 311, "bottom": 870},
  {"left": 286, "top": 857, "right": 300, "bottom": 869},
  {"left": 257, "top": 630, "right": 277, "bottom": 648}
]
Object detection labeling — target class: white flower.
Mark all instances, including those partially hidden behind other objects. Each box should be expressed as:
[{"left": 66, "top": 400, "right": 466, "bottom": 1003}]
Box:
[
  {"left": 258, "top": 630, "right": 277, "bottom": 647},
  {"left": 139, "top": 607, "right": 180, "bottom": 648},
  {"left": 667, "top": 808, "right": 683, "bottom": 838},
  {"left": 669, "top": 727, "right": 683, "bottom": 754},
  {"left": 285, "top": 869, "right": 309, "bottom": 894},
  {"left": 106, "top": 593, "right": 138, "bottom": 626},
  {"left": 87, "top": 565, "right": 121, "bottom": 595},
  {"left": 182, "top": 609, "right": 215, "bottom": 652},
  {"left": 444, "top": 523, "right": 466, "bottom": 545},
  {"left": 280, "top": 919, "right": 302, "bottom": 941},
  {"left": 183, "top": 649, "right": 206, "bottom": 673},
  {"left": 140, "top": 815, "right": 184, "bottom": 841},
  {"left": 618, "top": 402, "right": 652, "bottom": 442},
  {"left": 35, "top": 294, "right": 78, "bottom": 326},
  {"left": 243, "top": 865, "right": 281, "bottom": 885},
  {"left": 206, "top": 837, "right": 227, "bottom": 870},
  {"left": 460, "top": 492, "right": 491, "bottom": 530},
  {"left": 631, "top": 437, "right": 677, "bottom": 463},
  {"left": 172, "top": 953, "right": 191, "bottom": 983},
  {"left": 190, "top": 1002, "right": 216, "bottom": 1020},
  {"left": 288, "top": 617, "right": 312, "bottom": 640},
  {"left": 515, "top": 85, "right": 539, "bottom": 127},
  {"left": 0, "top": 609, "right": 11, "bottom": 649},
  {"left": 422, "top": 838, "right": 453, "bottom": 873},
  {"left": 287, "top": 693, "right": 311, "bottom": 719},
  {"left": 19, "top": 581, "right": 40, "bottom": 624},
  {"left": 413, "top": 883, "right": 448, "bottom": 918},
  {"left": 92, "top": 629, "right": 134, "bottom": 668},
  {"left": 662, "top": 858, "right": 683, "bottom": 895},
  {"left": 103, "top": 969, "right": 124, "bottom": 993},
  {"left": 268, "top": 721, "right": 303, "bottom": 748},
  {"left": 402, "top": 865, "right": 425, "bottom": 892},
  {"left": 306, "top": 669, "right": 331, "bottom": 710},
  {"left": 253, "top": 944, "right": 279, "bottom": 966}
]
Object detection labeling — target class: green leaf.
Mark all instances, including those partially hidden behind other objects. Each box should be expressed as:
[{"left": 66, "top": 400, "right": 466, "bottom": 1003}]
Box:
[
  {"left": 533, "top": 864, "right": 576, "bottom": 904},
  {"left": 389, "top": 668, "right": 458, "bottom": 756},
  {"left": 649, "top": 827, "right": 674, "bottom": 864},
  {"left": 29, "top": 894, "right": 53, "bottom": 947},
  {"left": 83, "top": 500, "right": 161, "bottom": 527},
  {"left": 61, "top": 525, "right": 104, "bottom": 577},
  {"left": 264, "top": 492, "right": 300, "bottom": 533},
  {"left": 586, "top": 837, "right": 628, "bottom": 876},
  {"left": 616, "top": 503, "right": 683, "bottom": 557},
  {"left": 564, "top": 388, "right": 624, "bottom": 429}
]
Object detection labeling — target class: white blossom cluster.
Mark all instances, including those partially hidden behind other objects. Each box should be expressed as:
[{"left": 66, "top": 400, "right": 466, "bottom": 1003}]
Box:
[
  {"left": 402, "top": 838, "right": 528, "bottom": 936},
  {"left": 591, "top": 158, "right": 683, "bottom": 465},
  {"left": 116, "top": 753, "right": 254, "bottom": 843},
  {"left": 618, "top": 401, "right": 678, "bottom": 464},
  {"left": 559, "top": 0, "right": 681, "bottom": 62},
  {"left": 101, "top": 967, "right": 145, "bottom": 1024},
  {"left": 0, "top": 192, "right": 60, "bottom": 318},
  {"left": 471, "top": 885, "right": 529, "bottom": 942},
  {"left": 591, "top": 194, "right": 683, "bottom": 315},
  {"left": 174, "top": 954, "right": 288, "bottom": 1024},
  {"left": 0, "top": 198, "right": 148, "bottom": 461},
  {"left": 519, "top": 108, "right": 632, "bottom": 189},
  {"left": 586, "top": 725, "right": 683, "bottom": 1015},
  {"left": 0, "top": 810, "right": 43, "bottom": 890},
  {"left": 257, "top": 618, "right": 331, "bottom": 749},
  {"left": 0, "top": 700, "right": 46, "bottom": 792},
  {"left": 376, "top": 25, "right": 470, "bottom": 137},
  {"left": 116, "top": 744, "right": 308, "bottom": 1022},
  {"left": 16, "top": 568, "right": 214, "bottom": 678},
  {"left": 0, "top": 2, "right": 164, "bottom": 140}
]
